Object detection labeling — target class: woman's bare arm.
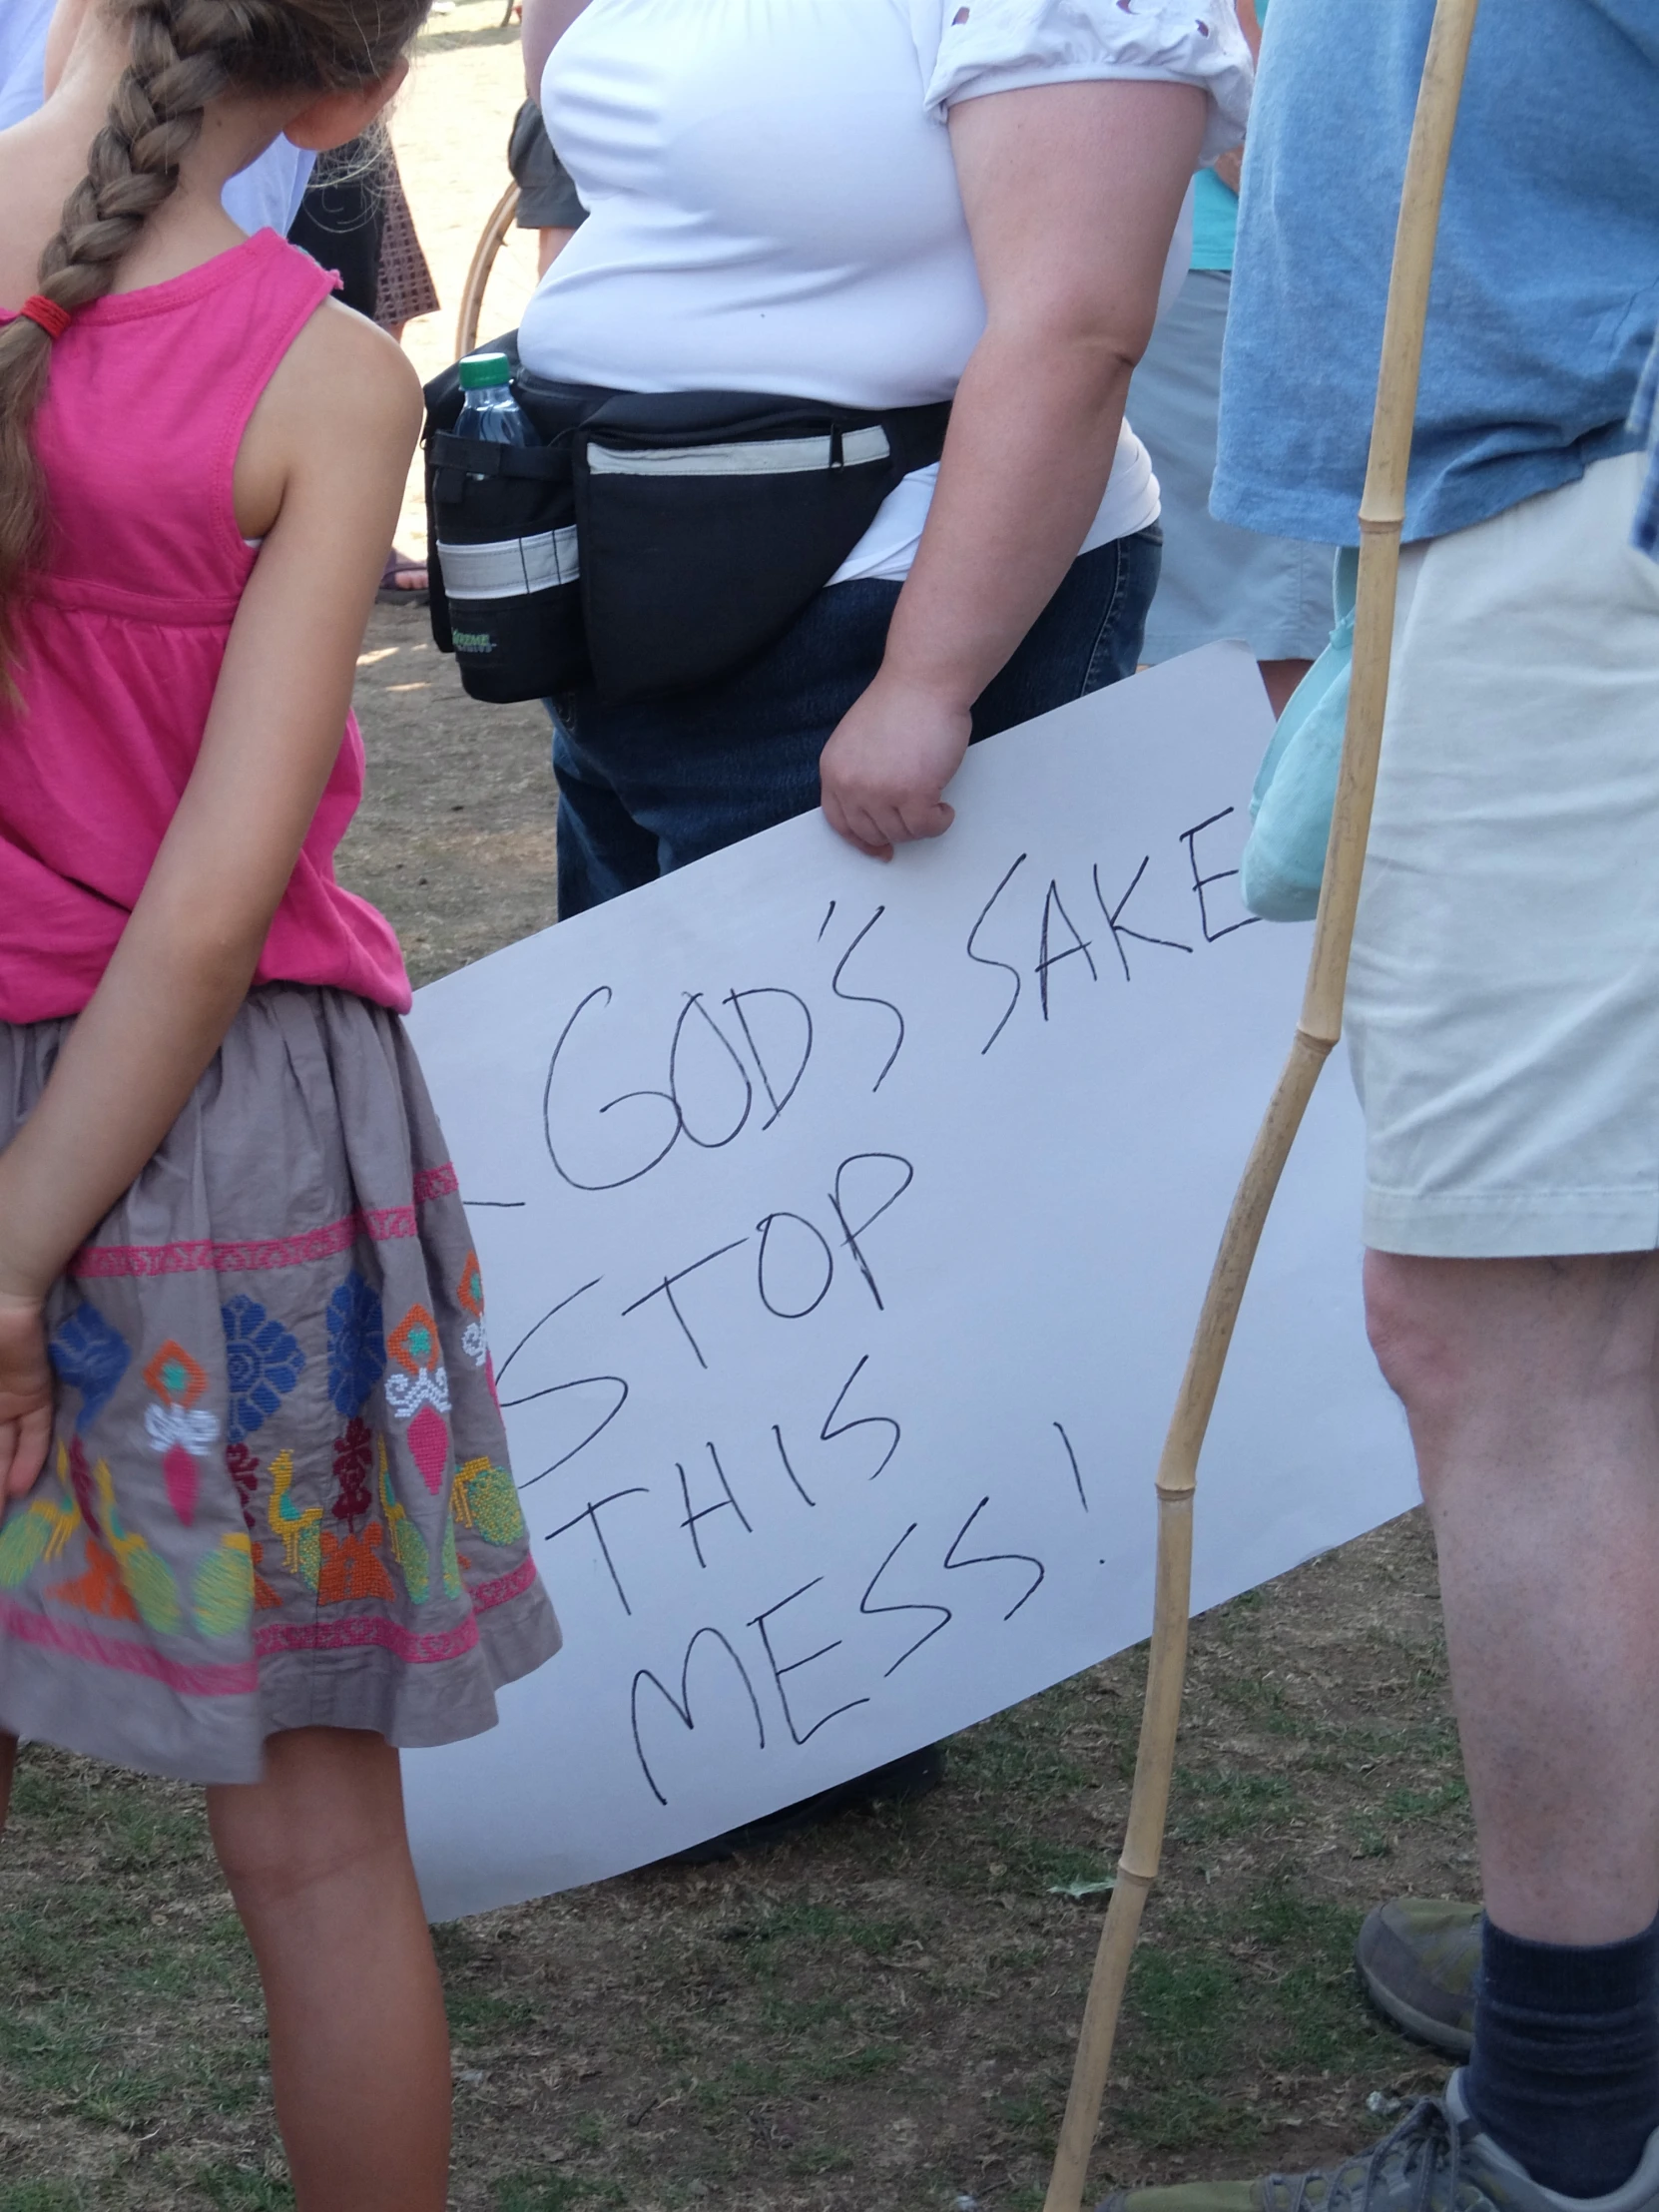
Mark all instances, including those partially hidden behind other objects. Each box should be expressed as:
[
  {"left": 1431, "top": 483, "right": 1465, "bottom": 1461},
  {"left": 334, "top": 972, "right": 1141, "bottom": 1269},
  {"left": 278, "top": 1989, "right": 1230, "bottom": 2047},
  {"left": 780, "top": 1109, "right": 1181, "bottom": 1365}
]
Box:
[
  {"left": 0, "top": 305, "right": 420, "bottom": 1491},
  {"left": 521, "top": 0, "right": 591, "bottom": 98},
  {"left": 818, "top": 77, "right": 1206, "bottom": 859}
]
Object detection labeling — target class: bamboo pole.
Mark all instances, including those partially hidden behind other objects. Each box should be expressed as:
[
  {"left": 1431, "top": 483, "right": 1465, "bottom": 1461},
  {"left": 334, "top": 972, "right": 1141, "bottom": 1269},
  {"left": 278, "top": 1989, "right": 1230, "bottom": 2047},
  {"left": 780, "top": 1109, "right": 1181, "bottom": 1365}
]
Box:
[{"left": 1043, "top": 4, "right": 1482, "bottom": 2204}]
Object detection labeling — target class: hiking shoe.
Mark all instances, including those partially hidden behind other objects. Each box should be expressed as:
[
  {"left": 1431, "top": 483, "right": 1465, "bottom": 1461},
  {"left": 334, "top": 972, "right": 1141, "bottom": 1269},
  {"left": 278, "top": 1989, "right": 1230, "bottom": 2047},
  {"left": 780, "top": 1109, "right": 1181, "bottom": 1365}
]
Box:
[
  {"left": 1356, "top": 1897, "right": 1481, "bottom": 2058},
  {"left": 1096, "top": 2072, "right": 1659, "bottom": 2211}
]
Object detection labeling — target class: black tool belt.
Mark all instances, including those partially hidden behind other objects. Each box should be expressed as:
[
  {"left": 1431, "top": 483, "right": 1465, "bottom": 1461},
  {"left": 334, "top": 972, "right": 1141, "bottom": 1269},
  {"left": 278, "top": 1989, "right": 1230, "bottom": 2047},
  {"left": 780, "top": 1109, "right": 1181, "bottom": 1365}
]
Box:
[{"left": 423, "top": 336, "right": 951, "bottom": 707}]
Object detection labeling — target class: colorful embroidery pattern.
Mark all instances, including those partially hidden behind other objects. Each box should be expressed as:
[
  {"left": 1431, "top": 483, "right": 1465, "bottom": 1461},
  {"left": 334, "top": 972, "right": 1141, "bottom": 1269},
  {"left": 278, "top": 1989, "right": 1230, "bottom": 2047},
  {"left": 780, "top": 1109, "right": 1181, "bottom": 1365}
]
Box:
[
  {"left": 193, "top": 1532, "right": 255, "bottom": 1638},
  {"left": 71, "top": 1165, "right": 461, "bottom": 1280},
  {"left": 385, "top": 1304, "right": 451, "bottom": 1493},
  {"left": 143, "top": 1341, "right": 219, "bottom": 1527},
  {"left": 0, "top": 1144, "right": 549, "bottom": 1760},
  {"left": 225, "top": 1442, "right": 262, "bottom": 1530},
  {"left": 268, "top": 1448, "right": 322, "bottom": 1589},
  {"left": 451, "top": 1458, "right": 527, "bottom": 1548},
  {"left": 0, "top": 1594, "right": 258, "bottom": 1696},
  {"left": 317, "top": 1523, "right": 397, "bottom": 1606},
  {"left": 456, "top": 1252, "right": 489, "bottom": 1370},
  {"left": 86, "top": 1446, "right": 181, "bottom": 1633},
  {"left": 47, "top": 1306, "right": 131, "bottom": 1427},
  {"left": 222, "top": 1295, "right": 305, "bottom": 1445},
  {"left": 48, "top": 1528, "right": 138, "bottom": 1621},
  {"left": 326, "top": 1271, "right": 385, "bottom": 1418},
  {"left": 0, "top": 1462, "right": 80, "bottom": 1589},
  {"left": 378, "top": 1437, "right": 430, "bottom": 1604},
  {"left": 330, "top": 1417, "right": 375, "bottom": 1527},
  {"left": 467, "top": 1554, "right": 540, "bottom": 1612},
  {"left": 254, "top": 1610, "right": 480, "bottom": 1666}
]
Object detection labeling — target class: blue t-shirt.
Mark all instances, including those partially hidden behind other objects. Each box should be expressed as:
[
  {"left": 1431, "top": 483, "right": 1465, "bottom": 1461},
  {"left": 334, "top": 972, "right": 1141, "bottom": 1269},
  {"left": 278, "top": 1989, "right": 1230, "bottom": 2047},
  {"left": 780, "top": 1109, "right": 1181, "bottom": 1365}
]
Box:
[{"left": 1214, "top": 0, "right": 1659, "bottom": 545}]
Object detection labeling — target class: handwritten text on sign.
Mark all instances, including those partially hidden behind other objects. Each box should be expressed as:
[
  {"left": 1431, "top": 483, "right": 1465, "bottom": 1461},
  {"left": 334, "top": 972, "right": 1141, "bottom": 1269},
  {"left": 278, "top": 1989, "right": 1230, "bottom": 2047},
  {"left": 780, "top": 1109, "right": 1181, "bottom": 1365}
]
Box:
[{"left": 401, "top": 647, "right": 1413, "bottom": 1921}]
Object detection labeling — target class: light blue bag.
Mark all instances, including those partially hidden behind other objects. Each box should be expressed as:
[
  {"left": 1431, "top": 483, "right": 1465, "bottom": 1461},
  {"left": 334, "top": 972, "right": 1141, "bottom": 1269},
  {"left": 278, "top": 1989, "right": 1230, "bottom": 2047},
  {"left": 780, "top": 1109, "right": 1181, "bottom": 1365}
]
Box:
[{"left": 1238, "top": 546, "right": 1359, "bottom": 921}]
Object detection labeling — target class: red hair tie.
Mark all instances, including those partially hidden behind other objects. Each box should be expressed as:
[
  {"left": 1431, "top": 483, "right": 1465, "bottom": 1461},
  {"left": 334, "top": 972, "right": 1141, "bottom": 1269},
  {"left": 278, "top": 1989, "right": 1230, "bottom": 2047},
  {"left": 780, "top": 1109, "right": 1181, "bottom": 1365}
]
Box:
[{"left": 17, "top": 294, "right": 71, "bottom": 341}]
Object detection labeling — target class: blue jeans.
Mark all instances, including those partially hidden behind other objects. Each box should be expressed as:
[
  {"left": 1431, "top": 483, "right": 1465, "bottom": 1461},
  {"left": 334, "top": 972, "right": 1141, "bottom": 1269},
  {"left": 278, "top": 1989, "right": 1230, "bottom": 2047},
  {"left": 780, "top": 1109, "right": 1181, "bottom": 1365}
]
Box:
[{"left": 548, "top": 527, "right": 1161, "bottom": 917}]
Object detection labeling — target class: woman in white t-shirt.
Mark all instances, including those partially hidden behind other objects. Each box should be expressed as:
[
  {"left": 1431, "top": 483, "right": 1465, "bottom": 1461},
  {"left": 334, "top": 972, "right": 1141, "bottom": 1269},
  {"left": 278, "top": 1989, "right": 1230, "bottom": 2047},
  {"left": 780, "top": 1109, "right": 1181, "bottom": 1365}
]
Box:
[{"left": 519, "top": 0, "right": 1252, "bottom": 913}]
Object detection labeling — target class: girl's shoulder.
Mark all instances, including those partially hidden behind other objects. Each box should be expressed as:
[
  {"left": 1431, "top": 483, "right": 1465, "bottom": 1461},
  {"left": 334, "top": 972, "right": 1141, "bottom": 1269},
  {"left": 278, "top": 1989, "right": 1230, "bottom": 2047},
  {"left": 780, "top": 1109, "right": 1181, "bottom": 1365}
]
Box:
[{"left": 233, "top": 288, "right": 423, "bottom": 544}]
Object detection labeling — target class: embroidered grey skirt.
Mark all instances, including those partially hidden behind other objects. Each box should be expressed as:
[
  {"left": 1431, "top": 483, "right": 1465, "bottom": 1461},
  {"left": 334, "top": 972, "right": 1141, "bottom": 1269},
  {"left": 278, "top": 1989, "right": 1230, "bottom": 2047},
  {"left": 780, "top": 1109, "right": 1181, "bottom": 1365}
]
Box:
[{"left": 0, "top": 985, "right": 560, "bottom": 1784}]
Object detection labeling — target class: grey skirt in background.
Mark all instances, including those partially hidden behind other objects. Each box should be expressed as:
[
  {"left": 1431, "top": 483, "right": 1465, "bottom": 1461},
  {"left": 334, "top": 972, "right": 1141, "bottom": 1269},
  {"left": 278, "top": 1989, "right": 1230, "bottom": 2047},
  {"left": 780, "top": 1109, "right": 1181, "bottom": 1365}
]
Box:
[
  {"left": 0, "top": 986, "right": 560, "bottom": 1785},
  {"left": 1129, "top": 268, "right": 1336, "bottom": 666}
]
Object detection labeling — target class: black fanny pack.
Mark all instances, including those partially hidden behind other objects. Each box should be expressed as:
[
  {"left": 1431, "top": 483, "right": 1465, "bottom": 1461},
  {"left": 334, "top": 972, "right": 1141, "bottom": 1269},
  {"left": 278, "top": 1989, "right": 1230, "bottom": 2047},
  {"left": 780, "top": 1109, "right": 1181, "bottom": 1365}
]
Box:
[{"left": 423, "top": 336, "right": 950, "bottom": 706}]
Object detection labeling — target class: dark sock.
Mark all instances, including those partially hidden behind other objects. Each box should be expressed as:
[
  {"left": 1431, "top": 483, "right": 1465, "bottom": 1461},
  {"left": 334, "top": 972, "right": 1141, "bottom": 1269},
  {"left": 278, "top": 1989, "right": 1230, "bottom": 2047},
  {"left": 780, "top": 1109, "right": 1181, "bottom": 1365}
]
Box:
[{"left": 1463, "top": 1911, "right": 1659, "bottom": 2196}]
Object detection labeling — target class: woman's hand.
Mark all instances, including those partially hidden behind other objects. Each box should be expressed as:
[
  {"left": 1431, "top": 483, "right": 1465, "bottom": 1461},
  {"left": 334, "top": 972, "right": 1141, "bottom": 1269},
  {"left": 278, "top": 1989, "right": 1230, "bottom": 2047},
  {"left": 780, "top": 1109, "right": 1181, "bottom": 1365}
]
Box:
[
  {"left": 819, "top": 673, "right": 969, "bottom": 860},
  {"left": 817, "top": 78, "right": 1206, "bottom": 860},
  {"left": 0, "top": 1291, "right": 53, "bottom": 1501},
  {"left": 1210, "top": 143, "right": 1245, "bottom": 196}
]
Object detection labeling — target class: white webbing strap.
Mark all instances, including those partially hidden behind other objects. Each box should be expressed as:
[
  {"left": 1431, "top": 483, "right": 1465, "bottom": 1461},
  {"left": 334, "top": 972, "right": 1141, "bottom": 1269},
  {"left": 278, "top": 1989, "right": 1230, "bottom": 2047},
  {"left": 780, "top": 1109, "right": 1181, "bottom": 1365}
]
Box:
[
  {"left": 436, "top": 526, "right": 580, "bottom": 600},
  {"left": 585, "top": 425, "right": 890, "bottom": 478}
]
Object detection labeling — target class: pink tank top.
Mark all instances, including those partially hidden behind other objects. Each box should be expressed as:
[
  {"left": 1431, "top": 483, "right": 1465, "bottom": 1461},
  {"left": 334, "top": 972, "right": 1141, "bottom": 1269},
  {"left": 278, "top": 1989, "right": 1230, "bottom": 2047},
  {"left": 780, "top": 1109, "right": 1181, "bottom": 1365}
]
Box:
[{"left": 0, "top": 229, "right": 409, "bottom": 1025}]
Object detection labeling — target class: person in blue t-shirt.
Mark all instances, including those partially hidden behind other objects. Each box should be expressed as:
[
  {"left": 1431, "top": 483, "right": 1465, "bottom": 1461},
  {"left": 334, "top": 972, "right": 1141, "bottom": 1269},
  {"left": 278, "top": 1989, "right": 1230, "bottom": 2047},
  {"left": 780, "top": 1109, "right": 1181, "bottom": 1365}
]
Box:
[
  {"left": 1107, "top": 5, "right": 1659, "bottom": 2210},
  {"left": 1126, "top": 0, "right": 1335, "bottom": 715}
]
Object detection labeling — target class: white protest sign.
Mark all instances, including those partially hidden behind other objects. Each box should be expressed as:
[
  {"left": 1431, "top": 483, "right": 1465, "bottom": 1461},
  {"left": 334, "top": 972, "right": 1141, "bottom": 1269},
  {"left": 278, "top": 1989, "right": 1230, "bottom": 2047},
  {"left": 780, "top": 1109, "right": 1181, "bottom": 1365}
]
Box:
[{"left": 401, "top": 644, "right": 1414, "bottom": 1922}]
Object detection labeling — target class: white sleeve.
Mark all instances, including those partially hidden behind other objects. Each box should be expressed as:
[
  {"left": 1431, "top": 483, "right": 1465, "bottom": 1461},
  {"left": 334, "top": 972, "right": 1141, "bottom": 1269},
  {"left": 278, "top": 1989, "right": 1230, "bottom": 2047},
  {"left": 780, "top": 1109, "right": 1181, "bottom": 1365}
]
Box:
[
  {"left": 221, "top": 140, "right": 317, "bottom": 238},
  {"left": 919, "top": 0, "right": 1252, "bottom": 164}
]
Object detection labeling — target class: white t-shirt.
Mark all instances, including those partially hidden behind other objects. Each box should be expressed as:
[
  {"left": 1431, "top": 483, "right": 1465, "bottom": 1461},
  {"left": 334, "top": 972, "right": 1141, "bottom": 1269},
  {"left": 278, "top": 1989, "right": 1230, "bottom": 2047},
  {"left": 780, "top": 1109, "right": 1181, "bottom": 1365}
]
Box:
[
  {"left": 222, "top": 140, "right": 316, "bottom": 237},
  {"left": 519, "top": 0, "right": 1251, "bottom": 583}
]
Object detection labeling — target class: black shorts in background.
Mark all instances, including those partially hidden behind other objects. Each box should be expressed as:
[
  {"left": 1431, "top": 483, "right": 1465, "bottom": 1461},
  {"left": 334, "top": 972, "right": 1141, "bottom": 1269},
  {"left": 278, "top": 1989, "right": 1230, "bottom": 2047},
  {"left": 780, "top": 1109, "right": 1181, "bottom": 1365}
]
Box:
[{"left": 508, "top": 100, "right": 587, "bottom": 232}]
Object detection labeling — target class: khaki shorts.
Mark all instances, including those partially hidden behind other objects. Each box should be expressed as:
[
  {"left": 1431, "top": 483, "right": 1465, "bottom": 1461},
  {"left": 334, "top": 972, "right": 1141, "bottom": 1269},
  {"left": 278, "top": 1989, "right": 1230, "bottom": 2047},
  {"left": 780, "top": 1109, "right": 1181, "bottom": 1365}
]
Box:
[{"left": 1347, "top": 450, "right": 1659, "bottom": 1258}]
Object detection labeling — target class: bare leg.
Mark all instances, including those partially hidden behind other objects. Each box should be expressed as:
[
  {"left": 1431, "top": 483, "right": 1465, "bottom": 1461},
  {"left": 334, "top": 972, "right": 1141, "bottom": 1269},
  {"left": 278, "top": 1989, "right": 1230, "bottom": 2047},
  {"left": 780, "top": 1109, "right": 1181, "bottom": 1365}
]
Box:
[
  {"left": 1366, "top": 1250, "right": 1659, "bottom": 1944},
  {"left": 0, "top": 1730, "right": 15, "bottom": 1834},
  {"left": 208, "top": 1728, "right": 451, "bottom": 2212},
  {"left": 1259, "top": 655, "right": 1313, "bottom": 718}
]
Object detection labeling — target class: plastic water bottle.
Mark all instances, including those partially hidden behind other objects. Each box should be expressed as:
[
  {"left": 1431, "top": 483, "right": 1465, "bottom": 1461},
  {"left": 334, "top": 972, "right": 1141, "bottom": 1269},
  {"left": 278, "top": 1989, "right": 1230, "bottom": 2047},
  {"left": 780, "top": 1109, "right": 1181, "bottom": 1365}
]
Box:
[{"left": 454, "top": 352, "right": 537, "bottom": 471}]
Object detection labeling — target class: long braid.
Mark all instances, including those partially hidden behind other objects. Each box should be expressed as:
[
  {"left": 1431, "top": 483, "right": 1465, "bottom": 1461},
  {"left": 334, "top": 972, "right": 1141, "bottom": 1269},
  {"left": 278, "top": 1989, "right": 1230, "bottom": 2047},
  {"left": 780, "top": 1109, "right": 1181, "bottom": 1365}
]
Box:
[
  {"left": 0, "top": 0, "right": 429, "bottom": 676},
  {"left": 0, "top": 0, "right": 235, "bottom": 669}
]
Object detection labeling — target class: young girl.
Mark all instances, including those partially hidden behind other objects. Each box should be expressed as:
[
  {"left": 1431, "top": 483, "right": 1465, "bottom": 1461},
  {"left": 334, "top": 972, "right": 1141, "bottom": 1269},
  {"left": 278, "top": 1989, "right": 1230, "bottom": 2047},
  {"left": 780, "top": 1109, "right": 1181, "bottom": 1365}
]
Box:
[{"left": 0, "top": 2, "right": 561, "bottom": 2203}]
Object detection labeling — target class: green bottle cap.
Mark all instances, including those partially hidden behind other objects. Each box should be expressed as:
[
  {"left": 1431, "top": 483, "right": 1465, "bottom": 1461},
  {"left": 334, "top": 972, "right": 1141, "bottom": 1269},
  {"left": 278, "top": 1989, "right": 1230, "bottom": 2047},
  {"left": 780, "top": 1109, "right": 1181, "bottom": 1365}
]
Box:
[{"left": 458, "top": 351, "right": 513, "bottom": 391}]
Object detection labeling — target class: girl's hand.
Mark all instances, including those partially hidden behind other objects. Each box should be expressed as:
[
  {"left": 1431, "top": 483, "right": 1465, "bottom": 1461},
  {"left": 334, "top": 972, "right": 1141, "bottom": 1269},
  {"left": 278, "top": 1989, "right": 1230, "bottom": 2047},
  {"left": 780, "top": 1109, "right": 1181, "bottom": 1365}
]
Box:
[
  {"left": 819, "top": 673, "right": 969, "bottom": 860},
  {"left": 0, "top": 1292, "right": 53, "bottom": 1500}
]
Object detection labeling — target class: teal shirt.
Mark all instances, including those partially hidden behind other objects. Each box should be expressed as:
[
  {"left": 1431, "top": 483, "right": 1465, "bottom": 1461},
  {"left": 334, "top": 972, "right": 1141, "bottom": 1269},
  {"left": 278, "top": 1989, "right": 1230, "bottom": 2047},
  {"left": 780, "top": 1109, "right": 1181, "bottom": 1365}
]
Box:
[
  {"left": 1189, "top": 0, "right": 1263, "bottom": 272},
  {"left": 1190, "top": 170, "right": 1240, "bottom": 272}
]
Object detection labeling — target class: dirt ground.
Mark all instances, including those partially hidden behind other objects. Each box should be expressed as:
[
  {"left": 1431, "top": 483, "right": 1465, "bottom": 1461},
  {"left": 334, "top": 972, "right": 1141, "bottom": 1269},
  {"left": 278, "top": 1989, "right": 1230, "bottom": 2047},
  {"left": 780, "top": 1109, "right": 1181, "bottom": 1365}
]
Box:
[{"left": 0, "top": 23, "right": 1478, "bottom": 2210}]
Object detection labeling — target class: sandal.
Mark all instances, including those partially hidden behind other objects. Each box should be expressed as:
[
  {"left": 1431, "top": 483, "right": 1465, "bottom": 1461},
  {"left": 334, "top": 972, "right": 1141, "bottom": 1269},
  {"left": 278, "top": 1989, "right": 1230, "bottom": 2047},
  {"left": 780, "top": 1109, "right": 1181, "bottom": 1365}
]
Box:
[{"left": 376, "top": 546, "right": 429, "bottom": 607}]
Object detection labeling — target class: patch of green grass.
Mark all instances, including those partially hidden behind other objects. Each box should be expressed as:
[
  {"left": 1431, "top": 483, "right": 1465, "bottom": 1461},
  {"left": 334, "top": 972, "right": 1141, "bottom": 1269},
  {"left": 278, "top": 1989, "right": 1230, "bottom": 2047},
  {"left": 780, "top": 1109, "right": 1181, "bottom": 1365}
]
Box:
[
  {"left": 1170, "top": 1769, "right": 1293, "bottom": 1846},
  {"left": 0, "top": 2184, "right": 95, "bottom": 2212},
  {"left": 994, "top": 2086, "right": 1063, "bottom": 2149},
  {"left": 195, "top": 2169, "right": 293, "bottom": 2211},
  {"left": 1096, "top": 1886, "right": 1401, "bottom": 2153},
  {"left": 718, "top": 1899, "right": 920, "bottom": 1959},
  {"left": 444, "top": 1986, "right": 544, "bottom": 2039},
  {"left": 493, "top": 2174, "right": 624, "bottom": 2212},
  {"left": 785, "top": 2143, "right": 854, "bottom": 2176},
  {"left": 1382, "top": 1780, "right": 1467, "bottom": 1823}
]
